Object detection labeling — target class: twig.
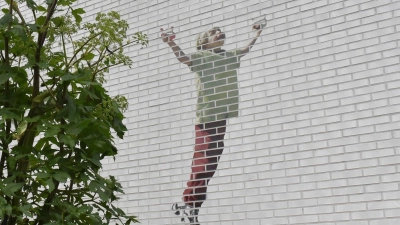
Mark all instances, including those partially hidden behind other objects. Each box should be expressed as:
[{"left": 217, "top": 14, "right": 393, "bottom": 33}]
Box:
[{"left": 65, "top": 33, "right": 102, "bottom": 70}]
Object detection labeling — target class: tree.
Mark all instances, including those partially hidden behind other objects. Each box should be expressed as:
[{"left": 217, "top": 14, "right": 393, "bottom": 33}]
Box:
[{"left": 0, "top": 0, "right": 148, "bottom": 224}]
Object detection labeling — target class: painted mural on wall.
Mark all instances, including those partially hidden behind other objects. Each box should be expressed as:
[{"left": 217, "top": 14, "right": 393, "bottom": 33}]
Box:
[{"left": 161, "top": 17, "right": 265, "bottom": 224}]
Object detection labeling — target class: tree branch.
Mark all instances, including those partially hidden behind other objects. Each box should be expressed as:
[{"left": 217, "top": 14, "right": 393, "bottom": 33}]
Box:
[
  {"left": 0, "top": 0, "right": 14, "bottom": 177},
  {"left": 33, "top": 0, "right": 59, "bottom": 99},
  {"left": 65, "top": 32, "right": 103, "bottom": 70},
  {"left": 35, "top": 179, "right": 60, "bottom": 225}
]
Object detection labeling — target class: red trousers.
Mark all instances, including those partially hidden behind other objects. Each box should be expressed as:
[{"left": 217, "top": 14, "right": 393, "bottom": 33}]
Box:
[{"left": 183, "top": 120, "right": 226, "bottom": 208}]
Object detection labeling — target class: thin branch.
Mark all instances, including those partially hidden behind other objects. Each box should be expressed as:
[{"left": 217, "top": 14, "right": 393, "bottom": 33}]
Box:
[
  {"left": 91, "top": 49, "right": 106, "bottom": 78},
  {"left": 33, "top": 0, "right": 59, "bottom": 99},
  {"left": 93, "top": 62, "right": 124, "bottom": 81},
  {"left": 0, "top": 50, "right": 4, "bottom": 62},
  {"left": 65, "top": 32, "right": 102, "bottom": 70},
  {"left": 35, "top": 179, "right": 60, "bottom": 225},
  {"left": 0, "top": 0, "right": 14, "bottom": 179},
  {"left": 68, "top": 45, "right": 97, "bottom": 69},
  {"left": 12, "top": 3, "right": 26, "bottom": 25},
  {"left": 1, "top": 5, "right": 13, "bottom": 225},
  {"left": 31, "top": 8, "right": 36, "bottom": 21},
  {"left": 89, "top": 41, "right": 133, "bottom": 69},
  {"left": 38, "top": 74, "right": 56, "bottom": 102},
  {"left": 61, "top": 34, "right": 68, "bottom": 66},
  {"left": 38, "top": 0, "right": 58, "bottom": 47}
]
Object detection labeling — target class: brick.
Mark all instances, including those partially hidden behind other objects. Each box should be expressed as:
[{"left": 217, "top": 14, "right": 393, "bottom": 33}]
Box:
[
  {"left": 352, "top": 210, "right": 385, "bottom": 220},
  {"left": 304, "top": 205, "right": 333, "bottom": 214},
  {"left": 327, "top": 120, "right": 357, "bottom": 131},
  {"left": 350, "top": 193, "right": 382, "bottom": 202},
  {"left": 365, "top": 26, "right": 396, "bottom": 40},
  {"left": 317, "top": 179, "right": 347, "bottom": 189},
  {"left": 289, "top": 215, "right": 318, "bottom": 224},
  {"left": 370, "top": 219, "right": 400, "bottom": 225},
  {"left": 368, "top": 201, "right": 399, "bottom": 210},
  {"left": 331, "top": 169, "right": 362, "bottom": 179},
  {"left": 303, "top": 188, "right": 332, "bottom": 198},
  {"left": 301, "top": 0, "right": 328, "bottom": 11},
  {"left": 346, "top": 8, "right": 375, "bottom": 21},
  {"left": 320, "top": 44, "right": 348, "bottom": 57},
  {"left": 346, "top": 158, "right": 378, "bottom": 169},
  {"left": 315, "top": 146, "right": 344, "bottom": 157},
  {"left": 328, "top": 136, "right": 359, "bottom": 147},
  {"left": 366, "top": 183, "right": 399, "bottom": 193},
  {"left": 324, "top": 90, "right": 353, "bottom": 101},
  {"left": 318, "top": 195, "right": 348, "bottom": 205},
  {"left": 332, "top": 19, "right": 361, "bottom": 32},
  {"left": 360, "top": 0, "right": 391, "bottom": 10},
  {"left": 330, "top": 5, "right": 359, "bottom": 18},
  {"left": 319, "top": 212, "right": 350, "bottom": 222}
]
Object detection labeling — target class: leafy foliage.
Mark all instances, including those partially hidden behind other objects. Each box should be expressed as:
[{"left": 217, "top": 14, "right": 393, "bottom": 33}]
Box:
[{"left": 0, "top": 0, "right": 147, "bottom": 224}]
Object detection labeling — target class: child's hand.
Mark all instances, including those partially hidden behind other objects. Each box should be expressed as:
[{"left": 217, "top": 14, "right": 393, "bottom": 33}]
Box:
[
  {"left": 252, "top": 24, "right": 262, "bottom": 36},
  {"left": 160, "top": 27, "right": 176, "bottom": 43},
  {"left": 252, "top": 24, "right": 261, "bottom": 30}
]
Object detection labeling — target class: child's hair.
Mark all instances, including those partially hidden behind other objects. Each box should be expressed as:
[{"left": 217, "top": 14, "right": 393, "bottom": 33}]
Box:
[{"left": 195, "top": 26, "right": 221, "bottom": 51}]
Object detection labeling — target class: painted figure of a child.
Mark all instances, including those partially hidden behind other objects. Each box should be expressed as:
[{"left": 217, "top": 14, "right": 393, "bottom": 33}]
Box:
[{"left": 161, "top": 23, "right": 263, "bottom": 224}]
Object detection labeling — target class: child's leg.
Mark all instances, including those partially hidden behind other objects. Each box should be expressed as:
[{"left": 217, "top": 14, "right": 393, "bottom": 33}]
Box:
[{"left": 183, "top": 120, "right": 226, "bottom": 208}]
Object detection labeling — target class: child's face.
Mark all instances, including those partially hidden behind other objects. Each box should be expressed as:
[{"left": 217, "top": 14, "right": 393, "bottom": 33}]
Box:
[{"left": 203, "top": 28, "right": 225, "bottom": 50}]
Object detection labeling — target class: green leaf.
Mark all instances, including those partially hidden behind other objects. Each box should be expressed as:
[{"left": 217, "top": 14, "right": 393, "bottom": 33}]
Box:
[
  {"left": 88, "top": 181, "right": 99, "bottom": 192},
  {"left": 37, "top": 6, "right": 47, "bottom": 12},
  {"left": 34, "top": 137, "right": 49, "bottom": 150},
  {"left": 0, "top": 108, "right": 20, "bottom": 120},
  {"left": 26, "top": 23, "right": 38, "bottom": 32},
  {"left": 0, "top": 13, "right": 12, "bottom": 27},
  {"left": 59, "top": 134, "right": 75, "bottom": 150},
  {"left": 12, "top": 146, "right": 33, "bottom": 155},
  {"left": 60, "top": 73, "right": 74, "bottom": 82},
  {"left": 11, "top": 26, "right": 27, "bottom": 41},
  {"left": 26, "top": 0, "right": 37, "bottom": 9},
  {"left": 33, "top": 172, "right": 51, "bottom": 179},
  {"left": 11, "top": 66, "right": 28, "bottom": 88},
  {"left": 0, "top": 73, "right": 16, "bottom": 85},
  {"left": 88, "top": 158, "right": 101, "bottom": 168},
  {"left": 52, "top": 170, "right": 69, "bottom": 183},
  {"left": 2, "top": 183, "right": 24, "bottom": 196},
  {"left": 51, "top": 16, "right": 63, "bottom": 27},
  {"left": 72, "top": 8, "right": 85, "bottom": 23},
  {"left": 6, "top": 157, "right": 16, "bottom": 171},
  {"left": 3, "top": 175, "right": 16, "bottom": 184},
  {"left": 36, "top": 16, "right": 46, "bottom": 26},
  {"left": 46, "top": 178, "right": 55, "bottom": 192},
  {"left": 15, "top": 120, "right": 27, "bottom": 139},
  {"left": 33, "top": 91, "right": 52, "bottom": 103},
  {"left": 81, "top": 88, "right": 99, "bottom": 100},
  {"left": 65, "top": 120, "right": 90, "bottom": 136},
  {"left": 113, "top": 117, "right": 127, "bottom": 139},
  {"left": 97, "top": 190, "right": 109, "bottom": 202},
  {"left": 73, "top": 8, "right": 85, "bottom": 15},
  {"left": 44, "top": 125, "right": 60, "bottom": 137},
  {"left": 82, "top": 52, "right": 95, "bottom": 60},
  {"left": 25, "top": 116, "right": 41, "bottom": 122},
  {"left": 17, "top": 204, "right": 32, "bottom": 217}
]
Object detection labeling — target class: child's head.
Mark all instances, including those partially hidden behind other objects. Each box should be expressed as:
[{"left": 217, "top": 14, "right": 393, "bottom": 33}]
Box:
[{"left": 196, "top": 27, "right": 225, "bottom": 51}]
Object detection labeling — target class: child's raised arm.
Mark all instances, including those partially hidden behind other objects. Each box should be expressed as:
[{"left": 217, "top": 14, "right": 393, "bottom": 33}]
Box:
[
  {"left": 161, "top": 28, "right": 192, "bottom": 66},
  {"left": 240, "top": 25, "right": 263, "bottom": 55}
]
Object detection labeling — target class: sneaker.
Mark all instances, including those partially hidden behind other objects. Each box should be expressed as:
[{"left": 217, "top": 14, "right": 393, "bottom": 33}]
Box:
[
  {"left": 172, "top": 203, "right": 200, "bottom": 225},
  {"left": 188, "top": 207, "right": 199, "bottom": 225}
]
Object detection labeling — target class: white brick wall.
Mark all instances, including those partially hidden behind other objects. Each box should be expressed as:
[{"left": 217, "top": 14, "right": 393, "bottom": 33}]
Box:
[
  {"left": 8, "top": 0, "right": 400, "bottom": 224},
  {"left": 103, "top": 2, "right": 400, "bottom": 225}
]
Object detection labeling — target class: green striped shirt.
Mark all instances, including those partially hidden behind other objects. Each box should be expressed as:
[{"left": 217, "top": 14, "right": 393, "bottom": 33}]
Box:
[{"left": 190, "top": 49, "right": 243, "bottom": 123}]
